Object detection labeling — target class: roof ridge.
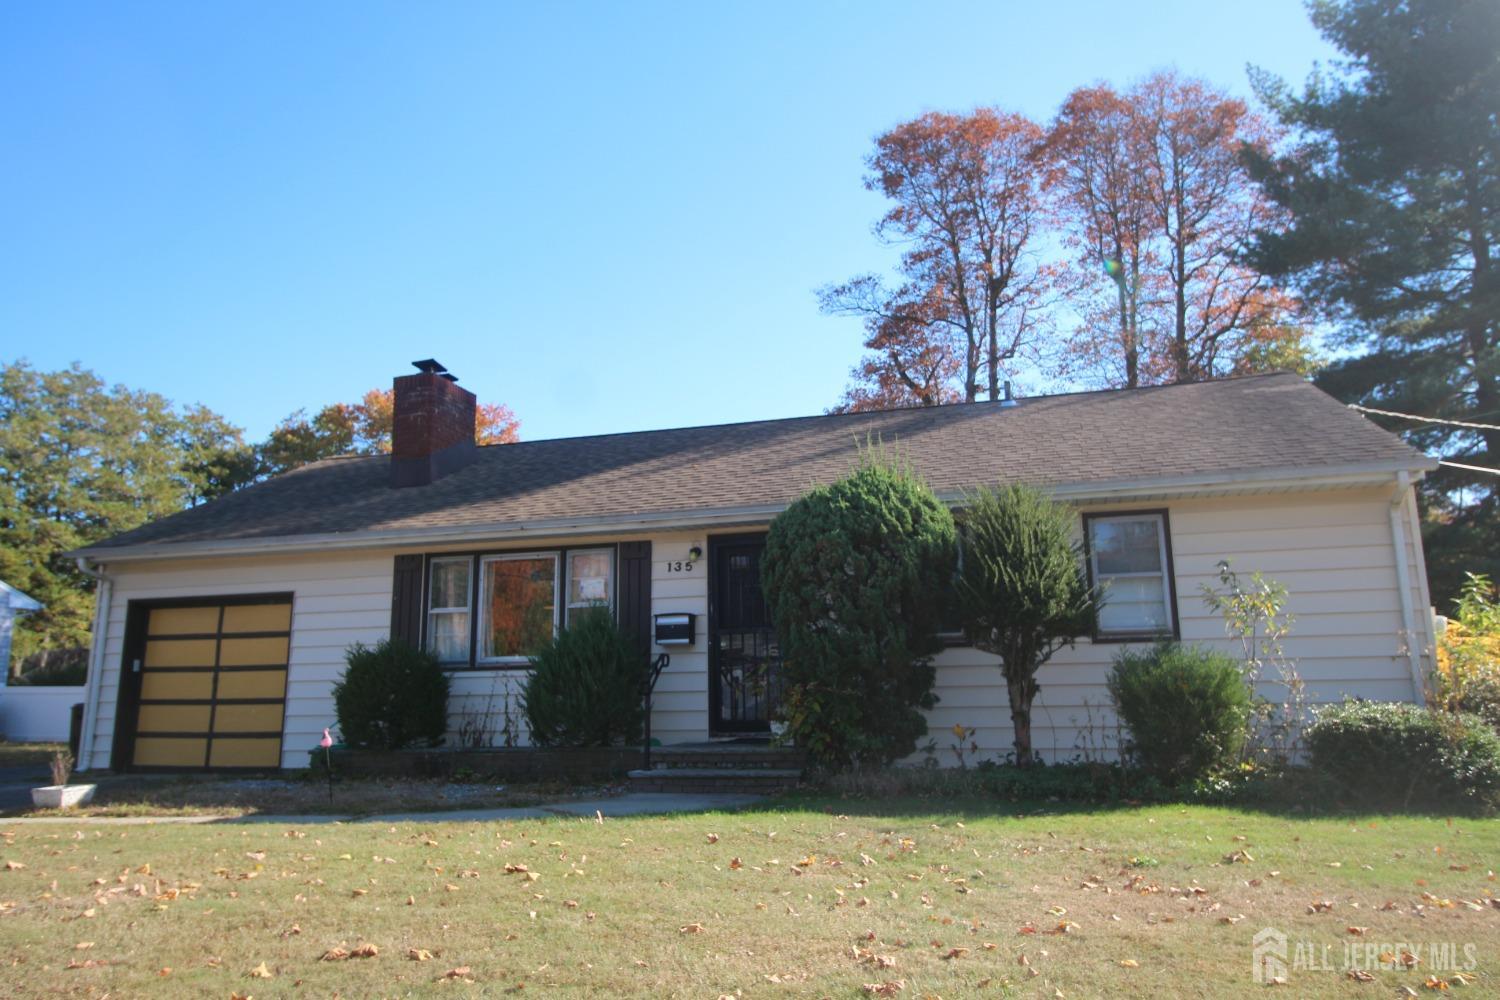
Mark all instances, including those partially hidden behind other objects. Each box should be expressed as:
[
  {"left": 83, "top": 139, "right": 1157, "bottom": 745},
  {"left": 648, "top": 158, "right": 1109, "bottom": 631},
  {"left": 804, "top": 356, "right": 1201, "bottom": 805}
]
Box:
[{"left": 484, "top": 371, "right": 1305, "bottom": 451}]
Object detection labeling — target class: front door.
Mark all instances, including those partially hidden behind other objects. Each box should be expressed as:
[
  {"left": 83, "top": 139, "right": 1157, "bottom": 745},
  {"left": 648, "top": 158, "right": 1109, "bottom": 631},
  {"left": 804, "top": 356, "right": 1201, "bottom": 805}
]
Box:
[{"left": 708, "top": 536, "right": 783, "bottom": 736}]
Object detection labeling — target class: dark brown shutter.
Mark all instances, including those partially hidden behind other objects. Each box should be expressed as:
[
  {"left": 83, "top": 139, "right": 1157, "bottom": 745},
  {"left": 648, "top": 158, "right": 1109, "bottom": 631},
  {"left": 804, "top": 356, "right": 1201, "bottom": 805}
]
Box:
[
  {"left": 617, "top": 541, "right": 652, "bottom": 657},
  {"left": 390, "top": 554, "right": 425, "bottom": 647}
]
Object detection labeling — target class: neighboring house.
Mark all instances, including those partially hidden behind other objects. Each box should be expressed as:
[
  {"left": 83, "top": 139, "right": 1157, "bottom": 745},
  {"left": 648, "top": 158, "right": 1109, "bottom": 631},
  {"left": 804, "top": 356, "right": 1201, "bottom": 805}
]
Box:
[
  {"left": 1, "top": 581, "right": 44, "bottom": 686},
  {"left": 69, "top": 362, "right": 1439, "bottom": 772}
]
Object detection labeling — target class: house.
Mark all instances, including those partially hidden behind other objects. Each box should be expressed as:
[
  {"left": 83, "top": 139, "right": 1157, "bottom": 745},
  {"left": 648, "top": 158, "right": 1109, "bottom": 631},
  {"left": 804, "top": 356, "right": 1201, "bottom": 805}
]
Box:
[
  {"left": 0, "top": 580, "right": 43, "bottom": 686},
  {"left": 69, "top": 362, "right": 1439, "bottom": 772}
]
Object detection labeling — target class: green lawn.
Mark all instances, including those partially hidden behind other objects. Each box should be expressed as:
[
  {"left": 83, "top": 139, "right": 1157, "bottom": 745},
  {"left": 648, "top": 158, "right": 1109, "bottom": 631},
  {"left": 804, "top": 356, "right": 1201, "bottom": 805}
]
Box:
[
  {"left": 2, "top": 797, "right": 1498, "bottom": 997},
  {"left": 0, "top": 743, "right": 65, "bottom": 770}
]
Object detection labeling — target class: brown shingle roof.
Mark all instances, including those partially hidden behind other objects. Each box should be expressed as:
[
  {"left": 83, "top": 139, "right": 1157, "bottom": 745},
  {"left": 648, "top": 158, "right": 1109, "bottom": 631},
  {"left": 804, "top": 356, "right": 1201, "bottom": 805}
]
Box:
[{"left": 84, "top": 373, "right": 1429, "bottom": 553}]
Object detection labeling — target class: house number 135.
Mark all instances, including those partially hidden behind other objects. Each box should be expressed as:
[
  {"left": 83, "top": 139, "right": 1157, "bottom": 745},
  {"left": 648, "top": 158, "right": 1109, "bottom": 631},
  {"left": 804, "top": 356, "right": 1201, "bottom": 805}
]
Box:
[{"left": 665, "top": 560, "right": 695, "bottom": 572}]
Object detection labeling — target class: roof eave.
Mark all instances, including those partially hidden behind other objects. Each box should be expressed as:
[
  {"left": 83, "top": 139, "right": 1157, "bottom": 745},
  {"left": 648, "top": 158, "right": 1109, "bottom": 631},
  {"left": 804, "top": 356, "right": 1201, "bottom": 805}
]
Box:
[{"left": 71, "top": 457, "right": 1436, "bottom": 565}]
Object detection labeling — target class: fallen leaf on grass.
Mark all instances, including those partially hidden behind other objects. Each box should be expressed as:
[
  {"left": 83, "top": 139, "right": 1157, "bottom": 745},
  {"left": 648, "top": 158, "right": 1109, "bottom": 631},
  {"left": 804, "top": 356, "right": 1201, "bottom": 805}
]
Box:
[
  {"left": 5, "top": 861, "right": 26, "bottom": 871},
  {"left": 1347, "top": 926, "right": 1368, "bottom": 935},
  {"left": 408, "top": 949, "right": 434, "bottom": 962},
  {"left": 320, "top": 948, "right": 350, "bottom": 962},
  {"left": 248, "top": 962, "right": 273, "bottom": 979},
  {"left": 706, "top": 833, "right": 719, "bottom": 844},
  {"left": 1424, "top": 975, "right": 1451, "bottom": 991},
  {"left": 862, "top": 983, "right": 904, "bottom": 996},
  {"left": 350, "top": 943, "right": 379, "bottom": 958},
  {"left": 441, "top": 966, "right": 474, "bottom": 982},
  {"left": 1119, "top": 959, "right": 1140, "bottom": 968},
  {"left": 1307, "top": 900, "right": 1335, "bottom": 913},
  {"left": 1346, "top": 969, "right": 1375, "bottom": 982},
  {"left": 679, "top": 923, "right": 705, "bottom": 934},
  {"left": 729, "top": 857, "right": 743, "bottom": 870}
]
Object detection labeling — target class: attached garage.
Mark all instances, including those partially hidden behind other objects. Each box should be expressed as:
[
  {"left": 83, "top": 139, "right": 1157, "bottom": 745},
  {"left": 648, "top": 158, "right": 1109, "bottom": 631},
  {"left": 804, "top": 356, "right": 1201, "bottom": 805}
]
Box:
[{"left": 111, "top": 595, "right": 292, "bottom": 771}]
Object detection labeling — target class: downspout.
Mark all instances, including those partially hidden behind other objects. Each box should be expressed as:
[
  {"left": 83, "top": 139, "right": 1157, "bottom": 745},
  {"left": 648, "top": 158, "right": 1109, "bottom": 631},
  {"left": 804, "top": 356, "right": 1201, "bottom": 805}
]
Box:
[
  {"left": 74, "top": 557, "right": 111, "bottom": 772},
  {"left": 1387, "top": 472, "right": 1425, "bottom": 703}
]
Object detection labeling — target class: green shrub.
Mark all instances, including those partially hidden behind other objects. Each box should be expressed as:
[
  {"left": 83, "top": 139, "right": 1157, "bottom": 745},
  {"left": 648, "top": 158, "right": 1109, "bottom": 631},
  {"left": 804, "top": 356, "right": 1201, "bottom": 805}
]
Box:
[
  {"left": 332, "top": 639, "right": 450, "bottom": 750},
  {"left": 11, "top": 647, "right": 89, "bottom": 686},
  {"left": 762, "top": 449, "right": 956, "bottom": 771},
  {"left": 521, "top": 607, "right": 645, "bottom": 747},
  {"left": 1107, "top": 643, "right": 1251, "bottom": 781},
  {"left": 1305, "top": 701, "right": 1500, "bottom": 813}
]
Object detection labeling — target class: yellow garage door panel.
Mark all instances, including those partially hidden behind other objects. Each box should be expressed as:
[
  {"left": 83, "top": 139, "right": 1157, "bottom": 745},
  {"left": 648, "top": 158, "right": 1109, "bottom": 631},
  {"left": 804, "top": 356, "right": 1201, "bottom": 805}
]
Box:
[
  {"left": 130, "top": 600, "right": 291, "bottom": 770},
  {"left": 148, "top": 606, "right": 221, "bottom": 636},
  {"left": 215, "top": 670, "right": 287, "bottom": 700},
  {"left": 222, "top": 603, "right": 292, "bottom": 634},
  {"left": 212, "top": 703, "right": 285, "bottom": 733},
  {"left": 144, "top": 639, "right": 218, "bottom": 669},
  {"left": 141, "top": 671, "right": 214, "bottom": 700},
  {"left": 209, "top": 738, "right": 281, "bottom": 768},
  {"left": 134, "top": 737, "right": 207, "bottom": 768},
  {"left": 218, "top": 636, "right": 289, "bottom": 667},
  {"left": 136, "top": 704, "right": 212, "bottom": 733}
]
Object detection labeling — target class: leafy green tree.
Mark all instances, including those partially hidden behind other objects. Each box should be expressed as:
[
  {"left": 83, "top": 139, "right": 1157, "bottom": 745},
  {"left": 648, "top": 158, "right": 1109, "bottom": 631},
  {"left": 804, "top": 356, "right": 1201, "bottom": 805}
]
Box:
[
  {"left": 1245, "top": 0, "right": 1500, "bottom": 608},
  {"left": 954, "top": 485, "right": 1096, "bottom": 765},
  {"left": 761, "top": 450, "right": 956, "bottom": 770},
  {"left": 0, "top": 361, "right": 247, "bottom": 669}
]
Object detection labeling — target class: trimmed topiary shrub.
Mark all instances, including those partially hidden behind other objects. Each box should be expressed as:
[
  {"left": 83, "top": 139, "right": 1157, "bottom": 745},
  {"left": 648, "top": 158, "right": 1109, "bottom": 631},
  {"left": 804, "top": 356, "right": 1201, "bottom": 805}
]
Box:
[
  {"left": 333, "top": 639, "right": 450, "bottom": 750},
  {"left": 1305, "top": 701, "right": 1500, "bottom": 814},
  {"left": 521, "top": 607, "right": 646, "bottom": 747},
  {"left": 1107, "top": 643, "right": 1251, "bottom": 781},
  {"left": 762, "top": 448, "right": 956, "bottom": 771},
  {"left": 955, "top": 484, "right": 1097, "bottom": 765}
]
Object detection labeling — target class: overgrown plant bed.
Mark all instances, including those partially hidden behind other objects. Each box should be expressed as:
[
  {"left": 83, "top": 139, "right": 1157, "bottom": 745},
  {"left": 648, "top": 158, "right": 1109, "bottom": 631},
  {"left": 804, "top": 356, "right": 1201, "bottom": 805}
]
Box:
[
  {"left": 316, "top": 746, "right": 645, "bottom": 783},
  {"left": 12, "top": 773, "right": 597, "bottom": 818}
]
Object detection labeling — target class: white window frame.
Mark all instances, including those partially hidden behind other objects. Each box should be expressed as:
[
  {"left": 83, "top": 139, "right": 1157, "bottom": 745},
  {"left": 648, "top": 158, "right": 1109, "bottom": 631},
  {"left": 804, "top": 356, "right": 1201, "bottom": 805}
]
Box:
[
  {"left": 565, "top": 548, "right": 616, "bottom": 624},
  {"left": 425, "top": 556, "right": 473, "bottom": 663},
  {"left": 1086, "top": 511, "right": 1177, "bottom": 639},
  {"left": 477, "top": 551, "right": 561, "bottom": 665}
]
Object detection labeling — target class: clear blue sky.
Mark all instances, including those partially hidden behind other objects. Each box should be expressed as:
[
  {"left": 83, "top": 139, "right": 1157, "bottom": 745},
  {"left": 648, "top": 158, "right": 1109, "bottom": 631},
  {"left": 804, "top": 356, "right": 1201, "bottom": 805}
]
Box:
[{"left": 1, "top": 1, "right": 1336, "bottom": 443}]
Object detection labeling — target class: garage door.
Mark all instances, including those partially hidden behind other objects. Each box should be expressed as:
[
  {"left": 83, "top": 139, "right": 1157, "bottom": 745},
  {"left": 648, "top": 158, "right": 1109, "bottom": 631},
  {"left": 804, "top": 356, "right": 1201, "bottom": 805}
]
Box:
[{"left": 129, "top": 600, "right": 291, "bottom": 770}]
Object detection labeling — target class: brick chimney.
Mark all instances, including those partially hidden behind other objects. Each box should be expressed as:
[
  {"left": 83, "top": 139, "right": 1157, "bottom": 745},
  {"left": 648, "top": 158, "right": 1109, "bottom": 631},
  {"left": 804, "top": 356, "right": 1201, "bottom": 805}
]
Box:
[{"left": 390, "top": 359, "right": 478, "bottom": 487}]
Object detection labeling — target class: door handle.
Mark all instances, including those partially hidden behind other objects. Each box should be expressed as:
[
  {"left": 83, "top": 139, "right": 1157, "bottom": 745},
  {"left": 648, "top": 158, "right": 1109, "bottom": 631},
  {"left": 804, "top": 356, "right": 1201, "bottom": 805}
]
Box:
[{"left": 132, "top": 658, "right": 141, "bottom": 674}]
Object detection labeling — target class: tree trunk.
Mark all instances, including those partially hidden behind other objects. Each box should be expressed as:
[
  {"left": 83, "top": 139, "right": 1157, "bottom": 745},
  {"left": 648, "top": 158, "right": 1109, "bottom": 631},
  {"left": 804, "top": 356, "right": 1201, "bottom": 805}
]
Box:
[{"left": 1007, "top": 672, "right": 1038, "bottom": 766}]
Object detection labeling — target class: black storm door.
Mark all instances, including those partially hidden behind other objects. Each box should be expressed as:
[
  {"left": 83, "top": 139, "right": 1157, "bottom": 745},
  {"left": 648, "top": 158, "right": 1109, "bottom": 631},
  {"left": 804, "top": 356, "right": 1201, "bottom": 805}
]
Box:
[{"left": 708, "top": 536, "right": 784, "bottom": 735}]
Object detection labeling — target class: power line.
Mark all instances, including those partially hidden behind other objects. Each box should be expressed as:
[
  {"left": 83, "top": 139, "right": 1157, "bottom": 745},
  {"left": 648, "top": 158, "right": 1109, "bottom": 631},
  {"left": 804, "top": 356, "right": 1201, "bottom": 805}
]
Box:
[
  {"left": 1348, "top": 402, "right": 1500, "bottom": 432},
  {"left": 1440, "top": 460, "right": 1500, "bottom": 477}
]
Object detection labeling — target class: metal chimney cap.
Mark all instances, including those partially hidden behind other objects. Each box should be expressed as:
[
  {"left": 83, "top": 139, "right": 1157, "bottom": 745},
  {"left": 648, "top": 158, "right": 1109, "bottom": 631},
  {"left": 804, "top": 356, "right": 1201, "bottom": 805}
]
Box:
[{"left": 411, "top": 359, "right": 449, "bottom": 374}]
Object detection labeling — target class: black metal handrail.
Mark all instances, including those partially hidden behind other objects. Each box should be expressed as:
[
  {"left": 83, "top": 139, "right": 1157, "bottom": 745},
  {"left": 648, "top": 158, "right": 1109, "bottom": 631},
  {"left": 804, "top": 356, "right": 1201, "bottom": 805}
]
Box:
[{"left": 641, "top": 652, "right": 670, "bottom": 772}]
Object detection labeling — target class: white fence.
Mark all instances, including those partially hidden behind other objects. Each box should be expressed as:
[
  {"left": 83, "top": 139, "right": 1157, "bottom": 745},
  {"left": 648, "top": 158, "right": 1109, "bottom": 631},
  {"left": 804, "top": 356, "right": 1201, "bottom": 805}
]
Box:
[{"left": 0, "top": 686, "right": 85, "bottom": 743}]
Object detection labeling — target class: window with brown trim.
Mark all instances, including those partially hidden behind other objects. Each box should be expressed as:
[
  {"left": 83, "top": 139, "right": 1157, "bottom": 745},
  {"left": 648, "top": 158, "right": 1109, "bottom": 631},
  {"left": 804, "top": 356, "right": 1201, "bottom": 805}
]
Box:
[{"left": 1083, "top": 510, "right": 1179, "bottom": 640}]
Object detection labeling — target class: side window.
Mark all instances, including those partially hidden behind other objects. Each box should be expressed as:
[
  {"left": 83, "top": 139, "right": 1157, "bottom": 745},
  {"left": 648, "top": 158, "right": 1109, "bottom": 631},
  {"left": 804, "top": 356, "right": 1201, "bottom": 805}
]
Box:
[
  {"left": 565, "top": 549, "right": 614, "bottom": 627},
  {"left": 1086, "top": 512, "right": 1177, "bottom": 638},
  {"left": 425, "top": 557, "right": 472, "bottom": 662}
]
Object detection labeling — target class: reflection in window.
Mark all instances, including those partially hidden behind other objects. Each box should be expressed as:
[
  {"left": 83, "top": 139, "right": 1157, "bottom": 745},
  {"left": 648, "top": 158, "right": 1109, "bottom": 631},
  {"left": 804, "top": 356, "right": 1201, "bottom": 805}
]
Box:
[{"left": 481, "top": 555, "right": 557, "bottom": 659}]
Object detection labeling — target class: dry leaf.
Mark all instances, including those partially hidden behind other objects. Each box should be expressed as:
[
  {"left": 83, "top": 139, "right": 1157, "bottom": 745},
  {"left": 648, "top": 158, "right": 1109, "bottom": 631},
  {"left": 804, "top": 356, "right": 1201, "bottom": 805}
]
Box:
[
  {"left": 320, "top": 948, "right": 350, "bottom": 962},
  {"left": 679, "top": 923, "right": 705, "bottom": 934},
  {"left": 1120, "top": 958, "right": 1140, "bottom": 968},
  {"left": 350, "top": 943, "right": 379, "bottom": 959},
  {"left": 862, "top": 983, "right": 904, "bottom": 996},
  {"left": 1347, "top": 969, "right": 1375, "bottom": 982},
  {"left": 706, "top": 833, "right": 720, "bottom": 844},
  {"left": 248, "top": 962, "right": 273, "bottom": 978},
  {"left": 408, "top": 949, "right": 434, "bottom": 961}
]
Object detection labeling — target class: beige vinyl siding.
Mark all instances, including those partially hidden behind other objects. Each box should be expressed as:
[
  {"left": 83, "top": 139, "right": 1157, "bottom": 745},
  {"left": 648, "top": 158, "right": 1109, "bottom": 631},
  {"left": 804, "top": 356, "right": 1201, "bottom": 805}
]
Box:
[
  {"left": 82, "top": 483, "right": 1432, "bottom": 770},
  {"left": 921, "top": 486, "right": 1430, "bottom": 763}
]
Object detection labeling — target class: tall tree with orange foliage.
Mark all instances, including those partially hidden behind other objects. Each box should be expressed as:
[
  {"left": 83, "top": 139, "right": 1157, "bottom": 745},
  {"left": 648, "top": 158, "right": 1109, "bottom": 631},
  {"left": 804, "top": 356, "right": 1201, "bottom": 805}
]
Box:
[
  {"left": 1046, "top": 71, "right": 1314, "bottom": 387},
  {"left": 823, "top": 109, "right": 1051, "bottom": 410}
]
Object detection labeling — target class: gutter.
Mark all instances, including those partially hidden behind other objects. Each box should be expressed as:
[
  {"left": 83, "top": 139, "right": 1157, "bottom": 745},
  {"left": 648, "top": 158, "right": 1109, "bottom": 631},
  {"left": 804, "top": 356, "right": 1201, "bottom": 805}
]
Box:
[
  {"left": 73, "top": 557, "right": 111, "bottom": 772},
  {"left": 1387, "top": 472, "right": 1427, "bottom": 703},
  {"left": 71, "top": 457, "right": 1438, "bottom": 566}
]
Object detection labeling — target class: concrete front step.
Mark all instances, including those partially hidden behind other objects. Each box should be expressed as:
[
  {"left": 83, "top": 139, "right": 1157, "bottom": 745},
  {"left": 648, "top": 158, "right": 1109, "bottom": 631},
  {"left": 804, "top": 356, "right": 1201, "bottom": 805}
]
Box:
[
  {"left": 647, "top": 749, "right": 805, "bottom": 771},
  {"left": 626, "top": 767, "right": 802, "bottom": 794}
]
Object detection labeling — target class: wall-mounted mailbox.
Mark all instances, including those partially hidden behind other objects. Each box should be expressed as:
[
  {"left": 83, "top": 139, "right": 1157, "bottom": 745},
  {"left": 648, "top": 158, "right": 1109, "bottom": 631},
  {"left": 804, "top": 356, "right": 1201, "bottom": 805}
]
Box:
[{"left": 653, "top": 613, "right": 696, "bottom": 646}]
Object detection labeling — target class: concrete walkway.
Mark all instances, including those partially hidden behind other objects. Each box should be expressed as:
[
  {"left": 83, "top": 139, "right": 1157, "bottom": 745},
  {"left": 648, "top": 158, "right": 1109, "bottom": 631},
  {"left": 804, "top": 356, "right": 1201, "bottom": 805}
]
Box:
[{"left": 1, "top": 790, "right": 766, "bottom": 826}]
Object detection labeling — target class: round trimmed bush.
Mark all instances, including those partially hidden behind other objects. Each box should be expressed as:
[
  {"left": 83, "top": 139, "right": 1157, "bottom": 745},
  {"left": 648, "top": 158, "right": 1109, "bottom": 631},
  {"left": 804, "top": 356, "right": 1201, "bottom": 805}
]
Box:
[
  {"left": 1107, "top": 643, "right": 1251, "bottom": 781},
  {"left": 1305, "top": 701, "right": 1500, "bottom": 814},
  {"left": 333, "top": 639, "right": 451, "bottom": 750},
  {"left": 521, "top": 607, "right": 645, "bottom": 747},
  {"left": 762, "top": 450, "right": 956, "bottom": 770}
]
